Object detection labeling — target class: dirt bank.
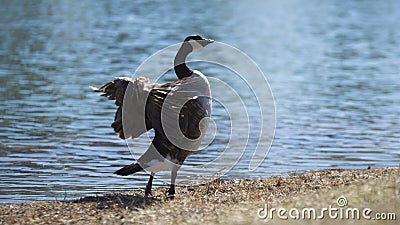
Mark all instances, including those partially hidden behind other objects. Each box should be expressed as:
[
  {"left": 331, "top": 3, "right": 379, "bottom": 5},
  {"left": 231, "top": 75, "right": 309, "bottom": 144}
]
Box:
[{"left": 1, "top": 167, "right": 398, "bottom": 225}]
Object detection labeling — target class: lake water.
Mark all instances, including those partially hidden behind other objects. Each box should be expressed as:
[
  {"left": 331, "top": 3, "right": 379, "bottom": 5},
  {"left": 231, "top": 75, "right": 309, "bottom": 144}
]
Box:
[{"left": 1, "top": 0, "right": 399, "bottom": 203}]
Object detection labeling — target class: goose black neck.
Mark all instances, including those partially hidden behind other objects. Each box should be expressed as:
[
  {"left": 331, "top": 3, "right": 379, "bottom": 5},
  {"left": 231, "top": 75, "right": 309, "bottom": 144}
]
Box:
[{"left": 174, "top": 43, "right": 193, "bottom": 79}]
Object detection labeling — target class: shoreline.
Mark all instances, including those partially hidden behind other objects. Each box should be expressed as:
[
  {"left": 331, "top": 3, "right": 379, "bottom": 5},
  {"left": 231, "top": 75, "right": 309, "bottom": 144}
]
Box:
[{"left": 1, "top": 167, "right": 398, "bottom": 224}]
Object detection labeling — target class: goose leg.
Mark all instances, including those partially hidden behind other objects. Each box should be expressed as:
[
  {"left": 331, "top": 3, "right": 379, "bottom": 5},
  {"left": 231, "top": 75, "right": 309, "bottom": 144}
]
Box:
[
  {"left": 167, "top": 166, "right": 178, "bottom": 199},
  {"left": 145, "top": 172, "right": 155, "bottom": 197}
]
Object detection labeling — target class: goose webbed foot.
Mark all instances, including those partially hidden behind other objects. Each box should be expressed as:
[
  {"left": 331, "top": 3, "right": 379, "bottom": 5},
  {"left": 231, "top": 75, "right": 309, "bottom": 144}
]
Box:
[
  {"left": 145, "top": 189, "right": 152, "bottom": 197},
  {"left": 166, "top": 166, "right": 178, "bottom": 199},
  {"left": 166, "top": 184, "right": 175, "bottom": 200}
]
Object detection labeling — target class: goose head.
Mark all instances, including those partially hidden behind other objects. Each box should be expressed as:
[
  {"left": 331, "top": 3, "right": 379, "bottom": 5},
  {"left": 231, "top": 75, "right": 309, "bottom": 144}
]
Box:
[
  {"left": 183, "top": 35, "right": 214, "bottom": 51},
  {"left": 174, "top": 35, "right": 214, "bottom": 79}
]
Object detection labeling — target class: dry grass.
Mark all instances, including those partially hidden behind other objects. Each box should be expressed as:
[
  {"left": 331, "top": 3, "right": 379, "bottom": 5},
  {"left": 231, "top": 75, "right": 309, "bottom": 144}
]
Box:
[{"left": 0, "top": 167, "right": 398, "bottom": 225}]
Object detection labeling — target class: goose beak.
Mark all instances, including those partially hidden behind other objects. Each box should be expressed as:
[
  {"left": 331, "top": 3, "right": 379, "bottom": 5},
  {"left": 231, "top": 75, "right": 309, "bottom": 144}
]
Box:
[{"left": 202, "top": 38, "right": 214, "bottom": 47}]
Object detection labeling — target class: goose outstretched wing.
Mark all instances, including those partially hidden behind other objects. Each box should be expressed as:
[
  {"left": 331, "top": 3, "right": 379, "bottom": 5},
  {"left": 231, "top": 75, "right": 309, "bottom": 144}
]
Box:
[
  {"left": 94, "top": 73, "right": 211, "bottom": 150},
  {"left": 93, "top": 77, "right": 153, "bottom": 139}
]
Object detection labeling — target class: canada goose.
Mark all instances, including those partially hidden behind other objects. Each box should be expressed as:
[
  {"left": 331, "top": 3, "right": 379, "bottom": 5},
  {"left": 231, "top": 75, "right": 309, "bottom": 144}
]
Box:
[{"left": 93, "top": 35, "right": 214, "bottom": 198}]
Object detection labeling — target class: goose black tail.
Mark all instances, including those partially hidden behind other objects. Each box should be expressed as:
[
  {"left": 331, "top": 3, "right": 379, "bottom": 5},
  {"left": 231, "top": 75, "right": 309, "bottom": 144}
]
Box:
[{"left": 114, "top": 163, "right": 144, "bottom": 176}]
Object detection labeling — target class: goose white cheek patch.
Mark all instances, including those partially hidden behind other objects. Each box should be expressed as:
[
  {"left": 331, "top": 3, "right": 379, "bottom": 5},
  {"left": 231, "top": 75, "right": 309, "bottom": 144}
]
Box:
[{"left": 188, "top": 40, "right": 204, "bottom": 51}]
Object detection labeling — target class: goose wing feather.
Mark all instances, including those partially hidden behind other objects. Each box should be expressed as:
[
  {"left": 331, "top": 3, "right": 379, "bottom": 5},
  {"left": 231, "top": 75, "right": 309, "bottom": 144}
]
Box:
[{"left": 94, "top": 75, "right": 211, "bottom": 153}]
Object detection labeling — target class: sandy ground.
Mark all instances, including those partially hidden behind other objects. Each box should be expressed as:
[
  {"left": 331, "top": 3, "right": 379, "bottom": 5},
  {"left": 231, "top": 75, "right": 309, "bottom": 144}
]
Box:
[{"left": 0, "top": 167, "right": 398, "bottom": 225}]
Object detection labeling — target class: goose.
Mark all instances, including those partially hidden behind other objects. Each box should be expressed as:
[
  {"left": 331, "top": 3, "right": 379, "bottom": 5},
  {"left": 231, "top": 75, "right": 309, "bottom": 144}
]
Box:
[{"left": 93, "top": 35, "right": 214, "bottom": 198}]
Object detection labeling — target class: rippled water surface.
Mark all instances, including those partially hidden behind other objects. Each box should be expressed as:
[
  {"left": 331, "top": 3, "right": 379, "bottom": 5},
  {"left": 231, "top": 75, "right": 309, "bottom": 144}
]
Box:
[{"left": 1, "top": 0, "right": 399, "bottom": 203}]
